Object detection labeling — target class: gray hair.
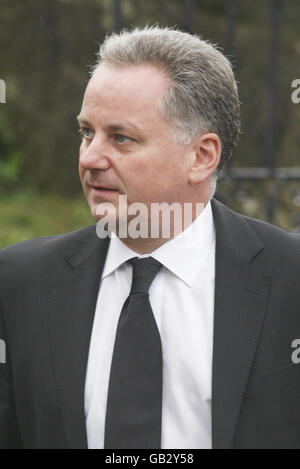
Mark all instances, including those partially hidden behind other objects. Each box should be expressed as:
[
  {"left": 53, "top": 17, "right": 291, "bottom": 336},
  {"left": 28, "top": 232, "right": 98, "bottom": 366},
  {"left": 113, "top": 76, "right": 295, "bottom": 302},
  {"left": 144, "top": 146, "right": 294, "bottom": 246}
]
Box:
[{"left": 92, "top": 25, "right": 240, "bottom": 173}]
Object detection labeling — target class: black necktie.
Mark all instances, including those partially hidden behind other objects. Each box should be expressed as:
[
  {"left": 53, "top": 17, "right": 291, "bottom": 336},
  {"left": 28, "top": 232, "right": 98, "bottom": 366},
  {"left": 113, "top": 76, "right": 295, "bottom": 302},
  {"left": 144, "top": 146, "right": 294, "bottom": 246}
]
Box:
[{"left": 104, "top": 256, "right": 163, "bottom": 449}]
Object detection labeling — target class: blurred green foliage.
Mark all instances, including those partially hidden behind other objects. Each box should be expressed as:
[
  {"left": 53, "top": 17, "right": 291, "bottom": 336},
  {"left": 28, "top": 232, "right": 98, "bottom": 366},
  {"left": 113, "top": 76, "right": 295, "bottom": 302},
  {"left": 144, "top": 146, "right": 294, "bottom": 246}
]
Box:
[{"left": 0, "top": 192, "right": 93, "bottom": 249}]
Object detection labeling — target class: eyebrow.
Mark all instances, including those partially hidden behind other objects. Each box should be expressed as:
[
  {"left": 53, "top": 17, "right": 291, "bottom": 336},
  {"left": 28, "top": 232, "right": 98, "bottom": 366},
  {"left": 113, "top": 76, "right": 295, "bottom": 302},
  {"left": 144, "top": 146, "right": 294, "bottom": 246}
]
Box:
[{"left": 76, "top": 115, "right": 142, "bottom": 134}]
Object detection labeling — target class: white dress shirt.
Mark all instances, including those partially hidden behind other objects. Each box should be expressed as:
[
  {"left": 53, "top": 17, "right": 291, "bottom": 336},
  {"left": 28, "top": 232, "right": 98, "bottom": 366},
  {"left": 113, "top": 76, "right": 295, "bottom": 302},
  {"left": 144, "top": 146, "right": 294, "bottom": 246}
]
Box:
[{"left": 84, "top": 201, "right": 216, "bottom": 449}]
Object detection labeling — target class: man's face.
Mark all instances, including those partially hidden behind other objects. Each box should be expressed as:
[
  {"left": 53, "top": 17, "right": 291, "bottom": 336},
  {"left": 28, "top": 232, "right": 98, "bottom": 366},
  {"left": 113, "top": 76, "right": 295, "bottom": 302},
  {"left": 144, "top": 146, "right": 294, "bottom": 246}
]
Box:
[{"left": 78, "top": 63, "right": 193, "bottom": 227}]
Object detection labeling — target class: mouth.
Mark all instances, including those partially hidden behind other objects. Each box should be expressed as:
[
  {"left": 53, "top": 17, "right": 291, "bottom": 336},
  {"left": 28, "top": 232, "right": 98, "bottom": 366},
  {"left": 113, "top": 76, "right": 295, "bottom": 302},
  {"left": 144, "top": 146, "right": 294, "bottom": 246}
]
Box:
[
  {"left": 90, "top": 185, "right": 118, "bottom": 190},
  {"left": 89, "top": 185, "right": 119, "bottom": 197}
]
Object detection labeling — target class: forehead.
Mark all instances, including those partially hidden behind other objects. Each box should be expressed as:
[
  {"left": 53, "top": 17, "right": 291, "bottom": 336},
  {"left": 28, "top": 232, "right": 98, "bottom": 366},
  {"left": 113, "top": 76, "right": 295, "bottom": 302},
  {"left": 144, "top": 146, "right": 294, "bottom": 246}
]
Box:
[{"left": 81, "top": 63, "right": 170, "bottom": 125}]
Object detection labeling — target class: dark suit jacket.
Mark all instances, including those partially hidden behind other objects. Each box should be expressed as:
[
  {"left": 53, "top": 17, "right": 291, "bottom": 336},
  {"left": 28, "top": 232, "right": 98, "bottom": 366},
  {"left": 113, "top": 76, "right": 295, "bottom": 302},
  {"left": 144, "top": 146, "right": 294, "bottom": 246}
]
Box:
[{"left": 0, "top": 198, "right": 300, "bottom": 449}]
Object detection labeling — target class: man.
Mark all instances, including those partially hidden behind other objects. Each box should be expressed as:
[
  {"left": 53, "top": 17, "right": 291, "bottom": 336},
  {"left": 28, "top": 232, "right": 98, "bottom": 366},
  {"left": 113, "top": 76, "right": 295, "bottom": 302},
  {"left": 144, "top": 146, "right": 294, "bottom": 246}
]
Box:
[{"left": 0, "top": 26, "right": 300, "bottom": 449}]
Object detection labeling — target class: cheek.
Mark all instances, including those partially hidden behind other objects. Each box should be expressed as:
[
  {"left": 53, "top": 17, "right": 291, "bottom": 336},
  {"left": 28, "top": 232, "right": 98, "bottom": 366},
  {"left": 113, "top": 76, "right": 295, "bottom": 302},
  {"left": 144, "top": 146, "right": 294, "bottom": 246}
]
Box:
[
  {"left": 121, "top": 142, "right": 187, "bottom": 195},
  {"left": 143, "top": 147, "right": 186, "bottom": 186}
]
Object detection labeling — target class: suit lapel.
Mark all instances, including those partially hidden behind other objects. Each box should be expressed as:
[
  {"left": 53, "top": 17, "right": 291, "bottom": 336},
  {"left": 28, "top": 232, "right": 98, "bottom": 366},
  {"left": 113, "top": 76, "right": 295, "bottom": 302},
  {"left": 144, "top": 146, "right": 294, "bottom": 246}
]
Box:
[
  {"left": 47, "top": 226, "right": 110, "bottom": 449},
  {"left": 211, "top": 199, "right": 272, "bottom": 449}
]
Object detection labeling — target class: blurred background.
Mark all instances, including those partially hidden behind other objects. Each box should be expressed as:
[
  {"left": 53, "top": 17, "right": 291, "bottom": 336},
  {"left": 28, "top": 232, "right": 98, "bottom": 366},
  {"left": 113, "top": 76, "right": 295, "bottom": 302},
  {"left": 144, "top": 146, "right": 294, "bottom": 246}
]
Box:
[{"left": 0, "top": 0, "right": 299, "bottom": 248}]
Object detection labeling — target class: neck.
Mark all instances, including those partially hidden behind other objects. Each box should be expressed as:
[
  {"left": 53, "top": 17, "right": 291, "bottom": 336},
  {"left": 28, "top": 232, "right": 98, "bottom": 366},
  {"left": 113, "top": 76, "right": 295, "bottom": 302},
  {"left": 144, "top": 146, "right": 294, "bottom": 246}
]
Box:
[
  {"left": 115, "top": 198, "right": 210, "bottom": 255},
  {"left": 120, "top": 236, "right": 172, "bottom": 255}
]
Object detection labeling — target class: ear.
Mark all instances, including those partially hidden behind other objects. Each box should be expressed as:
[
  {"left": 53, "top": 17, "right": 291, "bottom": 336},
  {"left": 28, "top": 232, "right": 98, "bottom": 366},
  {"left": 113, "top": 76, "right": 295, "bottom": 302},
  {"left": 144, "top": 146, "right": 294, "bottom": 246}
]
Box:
[{"left": 188, "top": 132, "right": 221, "bottom": 185}]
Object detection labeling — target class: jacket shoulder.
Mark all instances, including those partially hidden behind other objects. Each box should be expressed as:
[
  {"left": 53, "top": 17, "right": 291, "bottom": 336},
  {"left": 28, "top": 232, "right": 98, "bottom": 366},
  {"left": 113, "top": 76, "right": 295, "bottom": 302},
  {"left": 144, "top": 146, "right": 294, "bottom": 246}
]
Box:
[
  {"left": 242, "top": 212, "right": 300, "bottom": 260},
  {"left": 0, "top": 225, "right": 95, "bottom": 258},
  {"left": 212, "top": 198, "right": 300, "bottom": 265},
  {"left": 0, "top": 225, "right": 97, "bottom": 281}
]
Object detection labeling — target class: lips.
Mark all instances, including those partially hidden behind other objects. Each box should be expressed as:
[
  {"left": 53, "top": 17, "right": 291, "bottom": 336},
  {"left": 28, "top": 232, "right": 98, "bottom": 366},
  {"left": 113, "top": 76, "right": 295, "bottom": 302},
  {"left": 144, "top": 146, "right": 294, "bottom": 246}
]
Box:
[{"left": 90, "top": 185, "right": 118, "bottom": 191}]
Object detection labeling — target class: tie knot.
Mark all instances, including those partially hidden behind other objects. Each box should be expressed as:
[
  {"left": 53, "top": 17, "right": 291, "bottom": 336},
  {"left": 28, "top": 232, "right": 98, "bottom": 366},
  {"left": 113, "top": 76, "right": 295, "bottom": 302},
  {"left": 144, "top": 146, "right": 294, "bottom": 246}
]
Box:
[{"left": 129, "top": 257, "right": 162, "bottom": 294}]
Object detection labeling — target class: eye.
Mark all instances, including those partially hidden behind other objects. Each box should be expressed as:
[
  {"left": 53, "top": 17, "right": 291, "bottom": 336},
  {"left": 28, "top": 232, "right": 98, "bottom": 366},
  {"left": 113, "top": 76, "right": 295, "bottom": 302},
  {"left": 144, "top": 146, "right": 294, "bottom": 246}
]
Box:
[
  {"left": 78, "top": 127, "right": 94, "bottom": 140},
  {"left": 114, "top": 134, "right": 132, "bottom": 144}
]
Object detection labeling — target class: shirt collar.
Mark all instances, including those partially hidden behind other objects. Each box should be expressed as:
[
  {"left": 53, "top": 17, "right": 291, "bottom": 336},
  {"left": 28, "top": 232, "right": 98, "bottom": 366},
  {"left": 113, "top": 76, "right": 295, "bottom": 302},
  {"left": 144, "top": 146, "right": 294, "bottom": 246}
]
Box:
[{"left": 102, "top": 201, "right": 215, "bottom": 287}]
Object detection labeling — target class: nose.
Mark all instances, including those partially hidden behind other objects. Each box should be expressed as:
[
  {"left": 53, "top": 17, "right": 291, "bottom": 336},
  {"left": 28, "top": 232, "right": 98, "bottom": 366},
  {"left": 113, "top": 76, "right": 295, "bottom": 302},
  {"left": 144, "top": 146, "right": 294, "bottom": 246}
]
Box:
[{"left": 79, "top": 135, "right": 111, "bottom": 171}]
